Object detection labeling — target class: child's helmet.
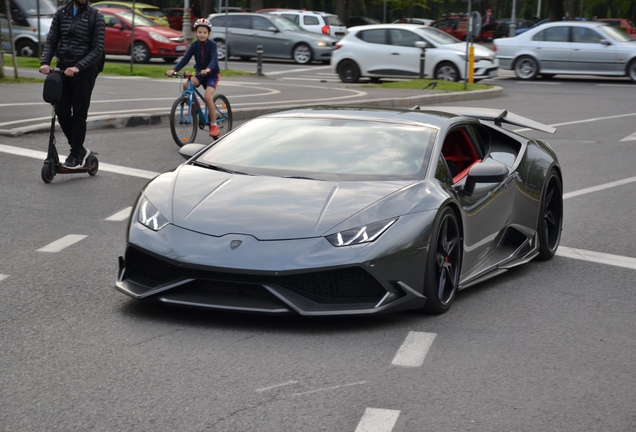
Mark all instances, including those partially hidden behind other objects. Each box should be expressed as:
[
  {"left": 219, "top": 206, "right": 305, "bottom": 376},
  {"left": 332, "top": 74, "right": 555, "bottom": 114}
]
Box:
[{"left": 194, "top": 18, "right": 212, "bottom": 31}]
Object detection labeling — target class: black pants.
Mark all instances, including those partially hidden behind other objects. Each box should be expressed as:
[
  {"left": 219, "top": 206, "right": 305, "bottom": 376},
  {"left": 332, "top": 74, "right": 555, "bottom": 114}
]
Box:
[{"left": 56, "top": 67, "right": 97, "bottom": 158}]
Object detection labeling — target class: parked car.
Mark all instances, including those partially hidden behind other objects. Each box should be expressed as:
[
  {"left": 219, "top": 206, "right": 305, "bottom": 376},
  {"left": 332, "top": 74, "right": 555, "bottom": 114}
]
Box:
[
  {"left": 207, "top": 13, "right": 337, "bottom": 64},
  {"left": 494, "top": 21, "right": 636, "bottom": 81},
  {"left": 493, "top": 19, "right": 534, "bottom": 39},
  {"left": 347, "top": 16, "right": 380, "bottom": 27},
  {"left": 99, "top": 8, "right": 187, "bottom": 63},
  {"left": 596, "top": 18, "right": 636, "bottom": 38},
  {"left": 115, "top": 105, "right": 562, "bottom": 316},
  {"left": 261, "top": 9, "right": 346, "bottom": 38},
  {"left": 162, "top": 7, "right": 198, "bottom": 31},
  {"left": 0, "top": 0, "right": 54, "bottom": 57},
  {"left": 516, "top": 18, "right": 549, "bottom": 35},
  {"left": 392, "top": 18, "right": 434, "bottom": 26},
  {"left": 93, "top": 1, "right": 170, "bottom": 27},
  {"left": 332, "top": 24, "right": 498, "bottom": 82},
  {"left": 430, "top": 14, "right": 494, "bottom": 41}
]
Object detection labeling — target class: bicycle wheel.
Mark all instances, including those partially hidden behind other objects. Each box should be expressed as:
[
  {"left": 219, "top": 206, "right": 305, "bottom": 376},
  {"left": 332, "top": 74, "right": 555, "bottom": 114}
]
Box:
[
  {"left": 170, "top": 96, "right": 197, "bottom": 147},
  {"left": 213, "top": 94, "right": 233, "bottom": 138}
]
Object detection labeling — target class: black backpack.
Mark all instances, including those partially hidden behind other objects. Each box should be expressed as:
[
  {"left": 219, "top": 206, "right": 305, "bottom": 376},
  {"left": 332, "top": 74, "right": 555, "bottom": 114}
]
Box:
[{"left": 55, "top": 5, "right": 105, "bottom": 73}]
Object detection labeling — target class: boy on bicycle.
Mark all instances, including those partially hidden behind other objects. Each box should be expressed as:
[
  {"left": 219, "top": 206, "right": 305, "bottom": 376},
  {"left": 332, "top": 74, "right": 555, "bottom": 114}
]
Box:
[{"left": 166, "top": 18, "right": 221, "bottom": 137}]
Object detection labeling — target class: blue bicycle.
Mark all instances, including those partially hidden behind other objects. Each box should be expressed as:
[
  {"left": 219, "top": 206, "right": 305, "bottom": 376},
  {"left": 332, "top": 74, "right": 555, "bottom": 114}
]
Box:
[{"left": 169, "top": 72, "right": 233, "bottom": 147}]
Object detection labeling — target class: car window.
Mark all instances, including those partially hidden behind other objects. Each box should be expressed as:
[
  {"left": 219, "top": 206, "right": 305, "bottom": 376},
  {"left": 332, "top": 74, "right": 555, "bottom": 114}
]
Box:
[
  {"left": 389, "top": 29, "right": 421, "bottom": 47},
  {"left": 601, "top": 25, "right": 633, "bottom": 42},
  {"left": 533, "top": 26, "right": 569, "bottom": 42},
  {"left": 104, "top": 13, "right": 122, "bottom": 27},
  {"left": 229, "top": 15, "right": 251, "bottom": 29},
  {"left": 211, "top": 16, "right": 226, "bottom": 27},
  {"left": 435, "top": 155, "right": 454, "bottom": 185},
  {"left": 432, "top": 20, "right": 449, "bottom": 28},
  {"left": 281, "top": 13, "right": 299, "bottom": 24},
  {"left": 117, "top": 10, "right": 156, "bottom": 27},
  {"left": 252, "top": 16, "right": 273, "bottom": 31},
  {"left": 140, "top": 8, "right": 163, "bottom": 17},
  {"left": 357, "top": 29, "right": 387, "bottom": 44},
  {"left": 198, "top": 118, "right": 435, "bottom": 180},
  {"left": 303, "top": 15, "right": 319, "bottom": 26},
  {"left": 415, "top": 27, "right": 461, "bottom": 44},
  {"left": 324, "top": 15, "right": 344, "bottom": 26},
  {"left": 269, "top": 14, "right": 302, "bottom": 31},
  {"left": 572, "top": 27, "right": 604, "bottom": 43}
]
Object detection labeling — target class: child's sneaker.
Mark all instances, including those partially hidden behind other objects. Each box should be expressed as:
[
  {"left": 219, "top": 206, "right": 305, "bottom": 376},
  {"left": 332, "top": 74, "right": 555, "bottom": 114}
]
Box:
[{"left": 209, "top": 125, "right": 220, "bottom": 137}]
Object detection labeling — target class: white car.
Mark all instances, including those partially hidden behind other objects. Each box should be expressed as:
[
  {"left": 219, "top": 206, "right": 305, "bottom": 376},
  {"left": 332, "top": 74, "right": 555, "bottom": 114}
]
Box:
[
  {"left": 263, "top": 10, "right": 347, "bottom": 39},
  {"left": 495, "top": 21, "right": 636, "bottom": 81},
  {"left": 392, "top": 18, "right": 434, "bottom": 26},
  {"left": 332, "top": 24, "right": 499, "bottom": 83}
]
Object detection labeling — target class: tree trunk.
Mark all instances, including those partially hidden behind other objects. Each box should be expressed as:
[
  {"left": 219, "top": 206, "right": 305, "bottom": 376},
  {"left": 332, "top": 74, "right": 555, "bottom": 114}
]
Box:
[
  {"left": 0, "top": 17, "right": 4, "bottom": 79},
  {"left": 250, "top": 0, "right": 264, "bottom": 13},
  {"left": 548, "top": 0, "right": 564, "bottom": 22},
  {"left": 563, "top": 0, "right": 575, "bottom": 19}
]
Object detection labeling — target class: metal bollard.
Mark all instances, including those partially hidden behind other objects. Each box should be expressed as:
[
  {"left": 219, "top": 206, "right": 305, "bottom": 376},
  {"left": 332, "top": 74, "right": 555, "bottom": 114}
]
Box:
[
  {"left": 256, "top": 45, "right": 263, "bottom": 76},
  {"left": 415, "top": 41, "right": 428, "bottom": 79}
]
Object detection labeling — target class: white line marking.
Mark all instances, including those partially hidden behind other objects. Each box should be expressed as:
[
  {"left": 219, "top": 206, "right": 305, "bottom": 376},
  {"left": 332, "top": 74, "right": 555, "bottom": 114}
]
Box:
[
  {"left": 596, "top": 84, "right": 636, "bottom": 87},
  {"left": 514, "top": 112, "right": 636, "bottom": 133},
  {"left": 0, "top": 275, "right": 9, "bottom": 282},
  {"left": 515, "top": 81, "right": 561, "bottom": 85},
  {"left": 291, "top": 381, "right": 366, "bottom": 396},
  {"left": 556, "top": 247, "right": 636, "bottom": 270},
  {"left": 265, "top": 65, "right": 331, "bottom": 75},
  {"left": 620, "top": 132, "right": 636, "bottom": 142},
  {"left": 255, "top": 380, "right": 298, "bottom": 393},
  {"left": 563, "top": 175, "right": 636, "bottom": 199},
  {"left": 37, "top": 234, "right": 88, "bottom": 253},
  {"left": 355, "top": 408, "right": 400, "bottom": 432},
  {"left": 105, "top": 207, "right": 133, "bottom": 221},
  {"left": 0, "top": 144, "right": 159, "bottom": 179},
  {"left": 391, "top": 331, "right": 436, "bottom": 367}
]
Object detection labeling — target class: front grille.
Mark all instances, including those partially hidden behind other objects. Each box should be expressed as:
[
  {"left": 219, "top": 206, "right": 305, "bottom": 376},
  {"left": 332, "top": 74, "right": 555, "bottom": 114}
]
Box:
[{"left": 125, "top": 247, "right": 386, "bottom": 303}]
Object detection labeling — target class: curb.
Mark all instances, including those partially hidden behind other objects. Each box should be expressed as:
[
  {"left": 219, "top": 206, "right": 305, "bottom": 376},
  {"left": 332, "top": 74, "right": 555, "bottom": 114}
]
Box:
[{"left": 0, "top": 86, "right": 503, "bottom": 137}]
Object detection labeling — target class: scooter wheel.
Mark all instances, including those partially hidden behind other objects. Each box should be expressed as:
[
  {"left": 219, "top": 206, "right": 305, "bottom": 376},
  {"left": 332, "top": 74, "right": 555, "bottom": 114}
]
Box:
[
  {"left": 87, "top": 155, "right": 99, "bottom": 176},
  {"left": 41, "top": 162, "right": 55, "bottom": 183}
]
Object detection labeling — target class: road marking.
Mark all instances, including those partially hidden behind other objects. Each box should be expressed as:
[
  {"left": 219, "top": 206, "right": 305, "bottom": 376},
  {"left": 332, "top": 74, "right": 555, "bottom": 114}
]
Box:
[
  {"left": 0, "top": 144, "right": 159, "bottom": 179},
  {"left": 291, "top": 381, "right": 366, "bottom": 396},
  {"left": 391, "top": 331, "right": 436, "bottom": 367},
  {"left": 620, "top": 132, "right": 636, "bottom": 142},
  {"left": 515, "top": 81, "right": 561, "bottom": 85},
  {"left": 105, "top": 207, "right": 132, "bottom": 221},
  {"left": 514, "top": 112, "right": 636, "bottom": 133},
  {"left": 355, "top": 408, "right": 400, "bottom": 432},
  {"left": 556, "top": 247, "right": 636, "bottom": 270},
  {"left": 37, "top": 235, "right": 88, "bottom": 253},
  {"left": 255, "top": 380, "right": 298, "bottom": 392},
  {"left": 563, "top": 175, "right": 636, "bottom": 199},
  {"left": 265, "top": 65, "right": 331, "bottom": 75},
  {"left": 0, "top": 275, "right": 9, "bottom": 282},
  {"left": 596, "top": 84, "right": 636, "bottom": 87}
]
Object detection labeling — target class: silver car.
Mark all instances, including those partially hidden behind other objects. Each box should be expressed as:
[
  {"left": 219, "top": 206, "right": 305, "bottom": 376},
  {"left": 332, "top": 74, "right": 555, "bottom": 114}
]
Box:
[
  {"left": 495, "top": 21, "right": 636, "bottom": 82},
  {"left": 207, "top": 13, "right": 337, "bottom": 64}
]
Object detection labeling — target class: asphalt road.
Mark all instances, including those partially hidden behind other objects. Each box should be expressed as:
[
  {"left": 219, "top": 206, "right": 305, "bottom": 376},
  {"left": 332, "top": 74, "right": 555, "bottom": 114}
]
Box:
[{"left": 1, "top": 68, "right": 635, "bottom": 431}]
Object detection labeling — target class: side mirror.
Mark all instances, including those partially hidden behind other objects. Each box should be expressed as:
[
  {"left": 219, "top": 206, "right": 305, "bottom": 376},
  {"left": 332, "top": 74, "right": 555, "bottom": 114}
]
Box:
[
  {"left": 463, "top": 162, "right": 508, "bottom": 195},
  {"left": 599, "top": 39, "right": 611, "bottom": 46},
  {"left": 113, "top": 23, "right": 123, "bottom": 30},
  {"left": 179, "top": 143, "right": 207, "bottom": 160},
  {"left": 415, "top": 41, "right": 430, "bottom": 49},
  {"left": 267, "top": 26, "right": 279, "bottom": 32}
]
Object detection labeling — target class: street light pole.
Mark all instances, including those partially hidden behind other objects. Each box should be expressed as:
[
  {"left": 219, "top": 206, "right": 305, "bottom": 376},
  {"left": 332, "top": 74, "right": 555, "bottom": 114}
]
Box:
[
  {"left": 182, "top": 0, "right": 192, "bottom": 39},
  {"left": 509, "top": 0, "right": 517, "bottom": 37}
]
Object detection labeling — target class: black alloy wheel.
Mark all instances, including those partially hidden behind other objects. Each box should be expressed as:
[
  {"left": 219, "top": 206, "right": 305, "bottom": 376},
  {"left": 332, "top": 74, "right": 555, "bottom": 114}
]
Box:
[
  {"left": 537, "top": 170, "right": 563, "bottom": 260},
  {"left": 424, "top": 207, "right": 462, "bottom": 314},
  {"left": 338, "top": 60, "right": 360, "bottom": 83}
]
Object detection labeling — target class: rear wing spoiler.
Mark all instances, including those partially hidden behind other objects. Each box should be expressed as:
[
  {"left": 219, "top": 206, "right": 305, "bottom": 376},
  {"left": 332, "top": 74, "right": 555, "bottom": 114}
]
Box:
[{"left": 416, "top": 106, "right": 557, "bottom": 134}]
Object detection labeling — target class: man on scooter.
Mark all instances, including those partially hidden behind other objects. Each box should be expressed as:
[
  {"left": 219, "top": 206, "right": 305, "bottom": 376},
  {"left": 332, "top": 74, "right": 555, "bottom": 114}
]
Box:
[{"left": 39, "top": 0, "right": 105, "bottom": 169}]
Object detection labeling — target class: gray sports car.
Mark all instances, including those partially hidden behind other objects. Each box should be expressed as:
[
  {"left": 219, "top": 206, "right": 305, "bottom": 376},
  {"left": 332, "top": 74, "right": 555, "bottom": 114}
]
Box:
[{"left": 116, "top": 106, "right": 563, "bottom": 316}]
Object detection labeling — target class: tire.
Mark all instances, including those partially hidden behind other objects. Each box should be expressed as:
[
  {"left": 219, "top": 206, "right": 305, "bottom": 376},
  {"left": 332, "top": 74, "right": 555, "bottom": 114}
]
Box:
[
  {"left": 514, "top": 56, "right": 539, "bottom": 80},
  {"left": 215, "top": 39, "right": 227, "bottom": 61},
  {"left": 87, "top": 155, "right": 99, "bottom": 176},
  {"left": 627, "top": 59, "right": 636, "bottom": 83},
  {"left": 16, "top": 39, "right": 37, "bottom": 57},
  {"left": 41, "top": 162, "right": 55, "bottom": 183},
  {"left": 132, "top": 42, "right": 151, "bottom": 63},
  {"left": 292, "top": 43, "right": 312, "bottom": 64},
  {"left": 536, "top": 170, "right": 563, "bottom": 260},
  {"left": 434, "top": 62, "right": 460, "bottom": 82},
  {"left": 423, "top": 207, "right": 462, "bottom": 314},
  {"left": 170, "top": 96, "right": 197, "bottom": 147},
  {"left": 338, "top": 60, "right": 360, "bottom": 83},
  {"left": 163, "top": 57, "right": 178, "bottom": 63},
  {"left": 213, "top": 94, "right": 232, "bottom": 139}
]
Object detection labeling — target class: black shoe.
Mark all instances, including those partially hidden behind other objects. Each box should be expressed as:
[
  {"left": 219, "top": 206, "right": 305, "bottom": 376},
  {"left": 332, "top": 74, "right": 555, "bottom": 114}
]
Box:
[
  {"left": 62, "top": 148, "right": 89, "bottom": 169},
  {"left": 79, "top": 148, "right": 90, "bottom": 167}
]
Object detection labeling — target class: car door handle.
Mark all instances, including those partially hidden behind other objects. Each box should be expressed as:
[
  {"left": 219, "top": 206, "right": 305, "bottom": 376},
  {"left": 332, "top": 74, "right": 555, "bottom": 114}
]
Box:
[{"left": 391, "top": 52, "right": 400, "bottom": 55}]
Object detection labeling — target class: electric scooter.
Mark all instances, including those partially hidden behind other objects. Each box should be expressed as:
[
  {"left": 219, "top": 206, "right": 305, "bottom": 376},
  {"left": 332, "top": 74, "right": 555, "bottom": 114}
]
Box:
[{"left": 41, "top": 69, "right": 99, "bottom": 184}]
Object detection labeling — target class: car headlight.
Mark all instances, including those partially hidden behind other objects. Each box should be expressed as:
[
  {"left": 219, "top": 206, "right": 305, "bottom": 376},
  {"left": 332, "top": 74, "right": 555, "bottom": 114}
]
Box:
[
  {"left": 326, "top": 218, "right": 397, "bottom": 247},
  {"left": 149, "top": 32, "right": 170, "bottom": 43},
  {"left": 315, "top": 41, "right": 328, "bottom": 47},
  {"left": 137, "top": 196, "right": 169, "bottom": 231},
  {"left": 474, "top": 55, "right": 493, "bottom": 62}
]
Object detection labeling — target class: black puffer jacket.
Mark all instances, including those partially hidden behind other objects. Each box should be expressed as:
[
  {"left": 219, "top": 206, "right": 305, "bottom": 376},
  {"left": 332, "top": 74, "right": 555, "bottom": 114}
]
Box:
[{"left": 41, "top": 2, "right": 105, "bottom": 71}]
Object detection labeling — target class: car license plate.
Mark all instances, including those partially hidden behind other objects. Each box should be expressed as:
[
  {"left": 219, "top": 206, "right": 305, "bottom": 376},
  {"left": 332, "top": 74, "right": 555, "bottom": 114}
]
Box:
[{"left": 176, "top": 46, "right": 186, "bottom": 52}]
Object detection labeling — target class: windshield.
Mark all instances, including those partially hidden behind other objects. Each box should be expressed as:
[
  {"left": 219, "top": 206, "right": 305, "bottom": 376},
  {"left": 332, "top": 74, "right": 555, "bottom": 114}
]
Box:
[
  {"left": 21, "top": 0, "right": 57, "bottom": 16},
  {"left": 415, "top": 26, "right": 461, "bottom": 44},
  {"left": 140, "top": 8, "right": 165, "bottom": 17},
  {"left": 269, "top": 15, "right": 303, "bottom": 32},
  {"left": 118, "top": 11, "right": 157, "bottom": 27},
  {"left": 600, "top": 25, "right": 635, "bottom": 42},
  {"left": 197, "top": 117, "right": 435, "bottom": 180}
]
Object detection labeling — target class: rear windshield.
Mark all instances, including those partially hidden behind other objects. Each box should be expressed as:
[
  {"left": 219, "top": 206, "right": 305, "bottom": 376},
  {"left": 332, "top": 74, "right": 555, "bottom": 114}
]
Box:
[
  {"left": 197, "top": 117, "right": 435, "bottom": 181},
  {"left": 324, "top": 15, "right": 345, "bottom": 26}
]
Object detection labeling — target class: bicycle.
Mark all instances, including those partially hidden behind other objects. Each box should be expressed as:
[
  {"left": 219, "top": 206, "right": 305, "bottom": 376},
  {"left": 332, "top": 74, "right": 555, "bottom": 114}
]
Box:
[{"left": 169, "top": 72, "right": 233, "bottom": 147}]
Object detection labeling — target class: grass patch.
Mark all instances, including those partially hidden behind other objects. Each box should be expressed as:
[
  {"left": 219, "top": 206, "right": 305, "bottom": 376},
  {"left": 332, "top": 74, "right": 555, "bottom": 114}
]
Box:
[
  {"left": 360, "top": 79, "right": 492, "bottom": 91},
  {"left": 2, "top": 55, "right": 254, "bottom": 79},
  {"left": 0, "top": 76, "right": 44, "bottom": 84}
]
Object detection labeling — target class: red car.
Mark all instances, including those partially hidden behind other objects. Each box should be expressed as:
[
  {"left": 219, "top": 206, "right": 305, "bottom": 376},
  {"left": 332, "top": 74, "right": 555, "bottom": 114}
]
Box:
[
  {"left": 430, "top": 14, "right": 494, "bottom": 41},
  {"left": 100, "top": 8, "right": 188, "bottom": 63},
  {"left": 597, "top": 18, "right": 636, "bottom": 38},
  {"left": 162, "top": 7, "right": 199, "bottom": 32}
]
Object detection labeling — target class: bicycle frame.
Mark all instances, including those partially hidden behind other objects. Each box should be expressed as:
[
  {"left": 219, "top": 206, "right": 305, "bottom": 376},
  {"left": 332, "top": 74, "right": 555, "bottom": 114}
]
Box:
[{"left": 178, "top": 73, "right": 228, "bottom": 128}]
